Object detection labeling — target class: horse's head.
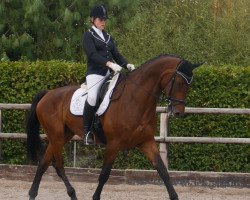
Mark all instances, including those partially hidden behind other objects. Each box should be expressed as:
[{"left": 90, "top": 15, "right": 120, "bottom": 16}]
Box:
[{"left": 161, "top": 60, "right": 203, "bottom": 117}]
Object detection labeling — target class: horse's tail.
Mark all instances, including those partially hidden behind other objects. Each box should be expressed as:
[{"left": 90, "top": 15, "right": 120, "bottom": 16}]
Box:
[{"left": 26, "top": 90, "right": 48, "bottom": 162}]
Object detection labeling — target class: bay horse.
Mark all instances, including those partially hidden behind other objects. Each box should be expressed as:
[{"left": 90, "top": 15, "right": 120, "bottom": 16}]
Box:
[{"left": 26, "top": 55, "right": 202, "bottom": 200}]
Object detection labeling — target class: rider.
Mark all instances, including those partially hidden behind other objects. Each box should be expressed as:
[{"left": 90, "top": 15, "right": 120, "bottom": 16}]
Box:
[{"left": 82, "top": 4, "right": 135, "bottom": 145}]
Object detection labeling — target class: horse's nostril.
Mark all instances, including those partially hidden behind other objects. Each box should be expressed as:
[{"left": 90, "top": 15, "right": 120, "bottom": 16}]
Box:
[{"left": 174, "top": 112, "right": 184, "bottom": 117}]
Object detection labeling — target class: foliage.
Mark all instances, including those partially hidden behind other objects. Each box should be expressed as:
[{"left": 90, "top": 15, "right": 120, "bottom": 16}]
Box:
[
  {"left": 0, "top": 61, "right": 249, "bottom": 172},
  {"left": 0, "top": 60, "right": 85, "bottom": 102},
  {"left": 0, "top": 0, "right": 249, "bottom": 66},
  {"left": 117, "top": 0, "right": 249, "bottom": 66},
  {"left": 0, "top": 0, "right": 139, "bottom": 61},
  {"left": 0, "top": 60, "right": 85, "bottom": 164},
  {"left": 168, "top": 65, "right": 249, "bottom": 172}
]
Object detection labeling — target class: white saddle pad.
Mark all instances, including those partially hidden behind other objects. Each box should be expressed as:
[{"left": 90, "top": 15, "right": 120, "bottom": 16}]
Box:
[{"left": 70, "top": 73, "right": 120, "bottom": 116}]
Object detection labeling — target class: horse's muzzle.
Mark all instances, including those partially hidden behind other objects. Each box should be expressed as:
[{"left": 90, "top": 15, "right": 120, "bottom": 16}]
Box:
[{"left": 167, "top": 105, "right": 185, "bottom": 117}]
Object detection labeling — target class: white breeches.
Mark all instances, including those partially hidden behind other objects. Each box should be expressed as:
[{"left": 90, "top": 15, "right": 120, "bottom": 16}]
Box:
[{"left": 86, "top": 72, "right": 110, "bottom": 106}]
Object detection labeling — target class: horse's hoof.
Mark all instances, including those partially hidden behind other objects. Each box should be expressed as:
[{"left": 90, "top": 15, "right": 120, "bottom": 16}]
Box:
[
  {"left": 68, "top": 187, "right": 77, "bottom": 200},
  {"left": 70, "top": 195, "right": 77, "bottom": 200},
  {"left": 93, "top": 195, "right": 100, "bottom": 200},
  {"left": 28, "top": 190, "right": 37, "bottom": 200}
]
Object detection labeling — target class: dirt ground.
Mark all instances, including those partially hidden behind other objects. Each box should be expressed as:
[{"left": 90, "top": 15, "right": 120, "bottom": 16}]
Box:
[{"left": 0, "top": 178, "right": 249, "bottom": 200}]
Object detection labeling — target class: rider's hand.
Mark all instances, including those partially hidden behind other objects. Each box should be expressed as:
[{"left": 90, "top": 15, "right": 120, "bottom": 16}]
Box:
[
  {"left": 106, "top": 62, "right": 122, "bottom": 73},
  {"left": 127, "top": 64, "right": 135, "bottom": 71}
]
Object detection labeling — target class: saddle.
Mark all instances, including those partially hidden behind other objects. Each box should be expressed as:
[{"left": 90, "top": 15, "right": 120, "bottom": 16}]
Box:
[
  {"left": 70, "top": 73, "right": 121, "bottom": 144},
  {"left": 96, "top": 74, "right": 113, "bottom": 109}
]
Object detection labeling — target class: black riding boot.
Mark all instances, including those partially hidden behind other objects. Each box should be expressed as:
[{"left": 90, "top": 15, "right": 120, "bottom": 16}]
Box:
[{"left": 83, "top": 101, "right": 96, "bottom": 145}]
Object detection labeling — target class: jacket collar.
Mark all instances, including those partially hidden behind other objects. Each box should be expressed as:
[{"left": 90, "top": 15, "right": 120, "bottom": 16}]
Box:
[{"left": 89, "top": 28, "right": 110, "bottom": 43}]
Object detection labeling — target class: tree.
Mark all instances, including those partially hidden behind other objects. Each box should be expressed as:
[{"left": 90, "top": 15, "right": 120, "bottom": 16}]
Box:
[{"left": 0, "top": 0, "right": 139, "bottom": 61}]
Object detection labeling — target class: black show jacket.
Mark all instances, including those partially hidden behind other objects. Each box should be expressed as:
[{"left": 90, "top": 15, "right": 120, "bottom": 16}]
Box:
[{"left": 82, "top": 28, "right": 128, "bottom": 76}]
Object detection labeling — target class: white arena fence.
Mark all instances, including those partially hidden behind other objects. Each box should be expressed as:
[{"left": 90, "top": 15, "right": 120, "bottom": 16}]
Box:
[{"left": 0, "top": 103, "right": 249, "bottom": 168}]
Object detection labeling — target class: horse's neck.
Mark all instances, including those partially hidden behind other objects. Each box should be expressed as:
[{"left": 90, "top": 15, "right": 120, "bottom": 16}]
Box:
[
  {"left": 131, "top": 59, "right": 174, "bottom": 94},
  {"left": 131, "top": 72, "right": 161, "bottom": 98},
  {"left": 124, "top": 58, "right": 178, "bottom": 111},
  {"left": 120, "top": 60, "right": 169, "bottom": 114}
]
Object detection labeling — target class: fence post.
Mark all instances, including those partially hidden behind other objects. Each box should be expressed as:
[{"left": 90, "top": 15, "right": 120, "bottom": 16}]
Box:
[{"left": 159, "top": 113, "right": 169, "bottom": 169}]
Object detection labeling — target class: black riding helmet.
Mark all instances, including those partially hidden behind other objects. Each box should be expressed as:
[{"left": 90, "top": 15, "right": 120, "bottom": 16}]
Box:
[{"left": 90, "top": 5, "right": 108, "bottom": 19}]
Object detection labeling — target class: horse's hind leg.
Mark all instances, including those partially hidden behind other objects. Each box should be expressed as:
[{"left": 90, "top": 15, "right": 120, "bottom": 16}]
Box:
[
  {"left": 93, "top": 145, "right": 119, "bottom": 200},
  {"left": 139, "top": 140, "right": 179, "bottom": 200},
  {"left": 29, "top": 143, "right": 53, "bottom": 200},
  {"left": 51, "top": 140, "right": 77, "bottom": 200}
]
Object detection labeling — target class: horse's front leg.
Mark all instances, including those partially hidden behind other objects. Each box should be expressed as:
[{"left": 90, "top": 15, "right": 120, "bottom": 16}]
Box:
[
  {"left": 139, "top": 140, "right": 179, "bottom": 200},
  {"left": 93, "top": 145, "right": 119, "bottom": 200},
  {"left": 29, "top": 144, "right": 53, "bottom": 200}
]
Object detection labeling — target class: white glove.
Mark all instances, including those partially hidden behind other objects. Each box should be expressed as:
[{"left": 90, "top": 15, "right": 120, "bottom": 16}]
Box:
[
  {"left": 127, "top": 64, "right": 135, "bottom": 71},
  {"left": 107, "top": 62, "right": 122, "bottom": 72}
]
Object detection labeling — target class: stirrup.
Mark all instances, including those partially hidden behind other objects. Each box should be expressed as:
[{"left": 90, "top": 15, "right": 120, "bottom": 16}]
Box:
[{"left": 84, "top": 131, "right": 95, "bottom": 145}]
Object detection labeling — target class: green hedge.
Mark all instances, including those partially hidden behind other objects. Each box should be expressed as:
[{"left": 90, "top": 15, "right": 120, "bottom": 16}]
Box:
[
  {"left": 0, "top": 61, "right": 249, "bottom": 172},
  {"left": 168, "top": 66, "right": 249, "bottom": 172},
  {"left": 0, "top": 61, "right": 85, "bottom": 164}
]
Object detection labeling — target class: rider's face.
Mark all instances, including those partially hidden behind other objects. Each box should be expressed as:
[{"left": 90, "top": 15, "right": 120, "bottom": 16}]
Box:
[{"left": 93, "top": 18, "right": 107, "bottom": 30}]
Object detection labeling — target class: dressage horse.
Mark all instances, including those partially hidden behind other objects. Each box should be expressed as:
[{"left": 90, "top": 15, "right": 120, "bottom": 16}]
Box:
[{"left": 26, "top": 55, "right": 202, "bottom": 200}]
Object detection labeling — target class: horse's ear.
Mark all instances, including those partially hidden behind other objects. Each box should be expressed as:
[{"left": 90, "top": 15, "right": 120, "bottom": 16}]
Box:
[{"left": 192, "top": 62, "right": 204, "bottom": 70}]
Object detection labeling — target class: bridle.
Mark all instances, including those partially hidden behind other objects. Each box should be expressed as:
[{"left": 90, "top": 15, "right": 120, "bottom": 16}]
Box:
[{"left": 162, "top": 60, "right": 193, "bottom": 106}]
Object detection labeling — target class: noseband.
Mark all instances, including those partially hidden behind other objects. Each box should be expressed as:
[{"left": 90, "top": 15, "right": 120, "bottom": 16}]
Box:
[{"left": 163, "top": 61, "right": 193, "bottom": 106}]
